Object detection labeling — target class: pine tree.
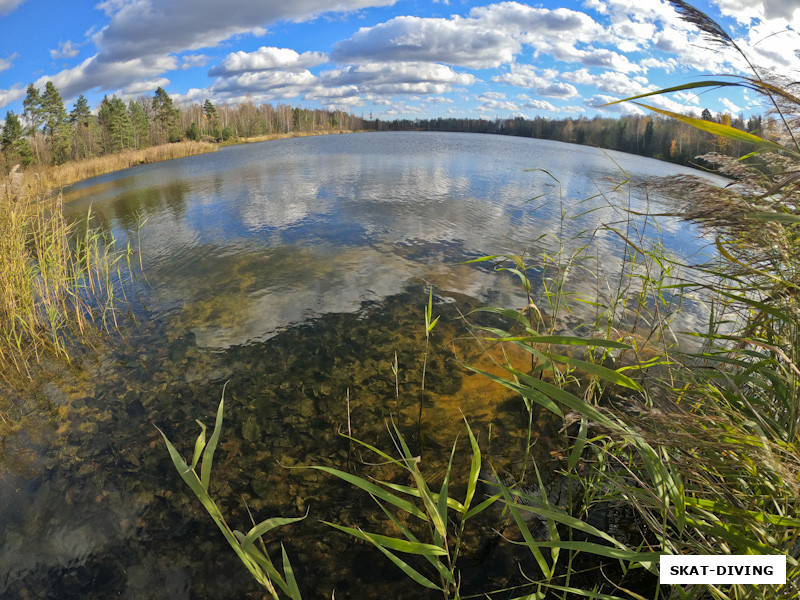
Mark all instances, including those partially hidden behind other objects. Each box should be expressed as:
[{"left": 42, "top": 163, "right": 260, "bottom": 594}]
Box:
[
  {"left": 41, "top": 81, "right": 71, "bottom": 164},
  {"left": 2, "top": 110, "right": 34, "bottom": 167},
  {"left": 98, "top": 95, "right": 134, "bottom": 152},
  {"left": 23, "top": 83, "right": 43, "bottom": 164},
  {"left": 129, "top": 100, "right": 150, "bottom": 150},
  {"left": 70, "top": 94, "right": 95, "bottom": 159},
  {"left": 202, "top": 99, "right": 219, "bottom": 139},
  {"left": 152, "top": 87, "right": 180, "bottom": 143}
]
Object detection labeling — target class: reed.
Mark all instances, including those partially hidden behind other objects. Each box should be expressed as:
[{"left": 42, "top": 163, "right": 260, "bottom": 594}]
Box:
[
  {"left": 0, "top": 175, "right": 133, "bottom": 379},
  {"left": 37, "top": 141, "right": 218, "bottom": 190}
]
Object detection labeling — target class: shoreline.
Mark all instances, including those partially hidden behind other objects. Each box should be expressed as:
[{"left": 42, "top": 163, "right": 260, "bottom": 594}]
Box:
[{"left": 5, "top": 129, "right": 362, "bottom": 201}]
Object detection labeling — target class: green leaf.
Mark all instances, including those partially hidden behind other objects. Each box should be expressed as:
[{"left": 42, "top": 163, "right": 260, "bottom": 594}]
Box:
[
  {"left": 568, "top": 416, "right": 588, "bottom": 471},
  {"left": 201, "top": 387, "right": 226, "bottom": 491},
  {"left": 281, "top": 544, "right": 302, "bottom": 600},
  {"left": 191, "top": 420, "right": 207, "bottom": 470},
  {"left": 242, "top": 515, "right": 308, "bottom": 552},
  {"left": 359, "top": 530, "right": 443, "bottom": 590},
  {"left": 324, "top": 522, "right": 448, "bottom": 556},
  {"left": 492, "top": 466, "right": 553, "bottom": 579},
  {"left": 548, "top": 353, "right": 644, "bottom": 391},
  {"left": 305, "top": 466, "right": 428, "bottom": 521},
  {"left": 463, "top": 416, "right": 481, "bottom": 515}
]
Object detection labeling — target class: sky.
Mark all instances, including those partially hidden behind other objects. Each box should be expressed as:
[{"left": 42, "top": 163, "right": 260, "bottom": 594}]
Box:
[{"left": 0, "top": 0, "right": 798, "bottom": 122}]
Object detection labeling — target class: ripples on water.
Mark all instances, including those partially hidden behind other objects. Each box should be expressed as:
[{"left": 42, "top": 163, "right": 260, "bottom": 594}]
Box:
[{"left": 1, "top": 132, "right": 713, "bottom": 598}]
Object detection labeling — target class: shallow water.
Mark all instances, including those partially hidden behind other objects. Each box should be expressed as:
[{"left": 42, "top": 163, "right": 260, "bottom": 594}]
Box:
[{"left": 1, "top": 132, "right": 711, "bottom": 598}]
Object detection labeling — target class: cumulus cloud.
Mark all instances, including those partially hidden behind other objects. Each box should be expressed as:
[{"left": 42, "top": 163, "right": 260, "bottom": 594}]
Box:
[
  {"left": 494, "top": 65, "right": 579, "bottom": 98},
  {"left": 211, "top": 69, "right": 319, "bottom": 99},
  {"left": 562, "top": 68, "right": 651, "bottom": 96},
  {"left": 321, "top": 62, "right": 474, "bottom": 96},
  {"left": 517, "top": 94, "right": 557, "bottom": 112},
  {"left": 210, "top": 47, "right": 328, "bottom": 76},
  {"left": 0, "top": 86, "right": 25, "bottom": 107},
  {"left": 92, "top": 0, "right": 398, "bottom": 63},
  {"left": 181, "top": 54, "right": 210, "bottom": 70},
  {"left": 50, "top": 40, "right": 80, "bottom": 60},
  {"left": 27, "top": 54, "right": 179, "bottom": 102},
  {"left": 1, "top": 0, "right": 398, "bottom": 109},
  {"left": 0, "top": 0, "right": 24, "bottom": 16},
  {"left": 332, "top": 15, "right": 519, "bottom": 68}
]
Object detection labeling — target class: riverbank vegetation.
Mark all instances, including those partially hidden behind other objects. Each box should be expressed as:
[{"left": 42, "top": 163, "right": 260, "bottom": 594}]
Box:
[
  {"left": 1, "top": 83, "right": 367, "bottom": 177},
  {"left": 165, "top": 2, "right": 799, "bottom": 599},
  {"left": 369, "top": 109, "right": 763, "bottom": 169}
]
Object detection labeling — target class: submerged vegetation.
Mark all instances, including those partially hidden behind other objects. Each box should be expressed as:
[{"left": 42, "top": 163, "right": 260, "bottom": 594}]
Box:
[{"left": 163, "top": 2, "right": 800, "bottom": 599}]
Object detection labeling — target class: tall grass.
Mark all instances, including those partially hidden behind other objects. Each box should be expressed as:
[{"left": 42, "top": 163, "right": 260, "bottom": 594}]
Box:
[
  {"left": 0, "top": 175, "right": 134, "bottom": 379},
  {"left": 38, "top": 141, "right": 217, "bottom": 189}
]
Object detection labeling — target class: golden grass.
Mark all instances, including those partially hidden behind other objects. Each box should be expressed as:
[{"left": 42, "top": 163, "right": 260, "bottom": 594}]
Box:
[
  {"left": 37, "top": 141, "right": 218, "bottom": 190},
  {"left": 219, "top": 129, "right": 361, "bottom": 146}
]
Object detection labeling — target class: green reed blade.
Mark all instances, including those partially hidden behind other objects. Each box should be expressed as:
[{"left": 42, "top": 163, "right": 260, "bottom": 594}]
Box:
[
  {"left": 324, "top": 522, "right": 448, "bottom": 556},
  {"left": 358, "top": 529, "right": 443, "bottom": 591},
  {"left": 463, "top": 416, "right": 481, "bottom": 515},
  {"left": 200, "top": 387, "right": 226, "bottom": 491},
  {"left": 306, "top": 466, "right": 428, "bottom": 521},
  {"left": 281, "top": 544, "right": 302, "bottom": 600},
  {"left": 242, "top": 515, "right": 308, "bottom": 551}
]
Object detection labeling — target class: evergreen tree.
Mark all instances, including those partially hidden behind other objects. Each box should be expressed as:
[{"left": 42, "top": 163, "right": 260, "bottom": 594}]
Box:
[
  {"left": 152, "top": 87, "right": 180, "bottom": 143},
  {"left": 186, "top": 121, "right": 200, "bottom": 141},
  {"left": 202, "top": 98, "right": 219, "bottom": 138},
  {"left": 22, "top": 83, "right": 43, "bottom": 163},
  {"left": 2, "top": 110, "right": 34, "bottom": 167},
  {"left": 41, "top": 81, "right": 71, "bottom": 164},
  {"left": 98, "top": 95, "right": 134, "bottom": 152},
  {"left": 701, "top": 108, "right": 713, "bottom": 121},
  {"left": 129, "top": 100, "right": 150, "bottom": 149},
  {"left": 70, "top": 94, "right": 95, "bottom": 159}
]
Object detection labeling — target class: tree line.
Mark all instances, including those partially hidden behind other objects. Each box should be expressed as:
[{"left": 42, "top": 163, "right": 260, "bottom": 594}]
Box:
[
  {"left": 1, "top": 82, "right": 366, "bottom": 173},
  {"left": 367, "top": 109, "right": 767, "bottom": 168},
  {"left": 2, "top": 79, "right": 768, "bottom": 175}
]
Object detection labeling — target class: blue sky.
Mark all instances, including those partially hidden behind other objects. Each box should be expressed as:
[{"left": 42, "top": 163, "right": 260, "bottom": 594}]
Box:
[{"left": 0, "top": 0, "right": 798, "bottom": 121}]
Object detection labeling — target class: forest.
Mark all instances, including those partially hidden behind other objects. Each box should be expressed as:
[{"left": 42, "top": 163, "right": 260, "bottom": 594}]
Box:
[
  {"left": 2, "top": 79, "right": 771, "bottom": 176},
  {"left": 370, "top": 109, "right": 766, "bottom": 168},
  {"left": 0, "top": 82, "right": 366, "bottom": 174}
]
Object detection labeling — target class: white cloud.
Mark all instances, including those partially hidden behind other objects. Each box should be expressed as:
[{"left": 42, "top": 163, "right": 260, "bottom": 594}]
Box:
[
  {"left": 50, "top": 40, "right": 80, "bottom": 60},
  {"left": 332, "top": 15, "right": 519, "bottom": 68},
  {"left": 210, "top": 47, "right": 328, "bottom": 76},
  {"left": 181, "top": 54, "right": 210, "bottom": 70},
  {"left": 587, "top": 94, "right": 644, "bottom": 115},
  {"left": 641, "top": 57, "right": 678, "bottom": 72},
  {"left": 517, "top": 94, "right": 557, "bottom": 112},
  {"left": 493, "top": 65, "right": 579, "bottom": 98},
  {"left": 562, "top": 68, "right": 652, "bottom": 96},
  {"left": 477, "top": 91, "right": 518, "bottom": 112},
  {"left": 0, "top": 0, "right": 24, "bottom": 16},
  {"left": 0, "top": 86, "right": 25, "bottom": 107},
  {"left": 92, "top": 0, "right": 398, "bottom": 63},
  {"left": 321, "top": 62, "right": 474, "bottom": 96},
  {"left": 27, "top": 54, "right": 179, "bottom": 102},
  {"left": 720, "top": 97, "right": 743, "bottom": 114},
  {"left": 0, "top": 53, "right": 18, "bottom": 74},
  {"left": 713, "top": 0, "right": 800, "bottom": 28}
]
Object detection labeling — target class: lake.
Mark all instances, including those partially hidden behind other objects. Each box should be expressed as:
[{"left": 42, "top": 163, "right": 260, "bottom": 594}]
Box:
[{"left": 1, "top": 132, "right": 711, "bottom": 599}]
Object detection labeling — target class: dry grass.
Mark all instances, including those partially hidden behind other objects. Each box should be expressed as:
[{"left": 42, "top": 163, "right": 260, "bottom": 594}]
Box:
[{"left": 35, "top": 141, "right": 218, "bottom": 190}]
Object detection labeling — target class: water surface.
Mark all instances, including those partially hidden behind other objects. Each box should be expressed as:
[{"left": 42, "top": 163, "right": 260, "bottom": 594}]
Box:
[{"left": 1, "top": 132, "right": 711, "bottom": 598}]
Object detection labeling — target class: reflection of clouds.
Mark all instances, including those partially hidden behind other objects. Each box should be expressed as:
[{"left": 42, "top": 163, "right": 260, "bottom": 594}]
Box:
[{"left": 65, "top": 132, "right": 722, "bottom": 348}]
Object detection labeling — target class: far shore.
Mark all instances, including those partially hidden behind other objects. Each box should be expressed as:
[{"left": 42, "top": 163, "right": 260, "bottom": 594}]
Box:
[{"left": 6, "top": 129, "right": 362, "bottom": 202}]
